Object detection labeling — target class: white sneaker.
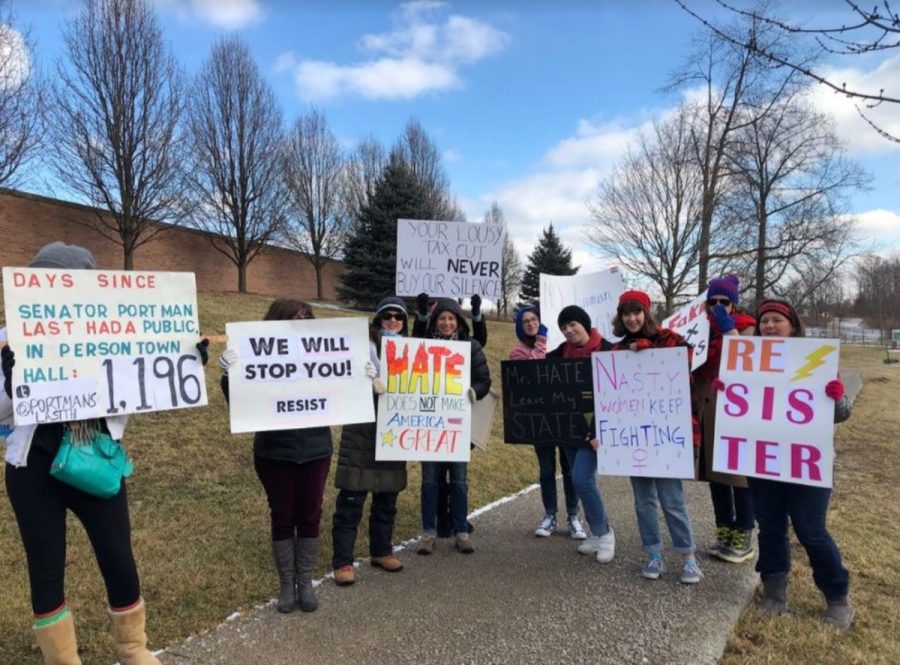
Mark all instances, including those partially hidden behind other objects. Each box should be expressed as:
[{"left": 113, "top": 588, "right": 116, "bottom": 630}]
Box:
[
  {"left": 577, "top": 535, "right": 601, "bottom": 555},
  {"left": 534, "top": 514, "right": 557, "bottom": 537},
  {"left": 567, "top": 515, "right": 587, "bottom": 540},
  {"left": 595, "top": 528, "right": 616, "bottom": 563}
]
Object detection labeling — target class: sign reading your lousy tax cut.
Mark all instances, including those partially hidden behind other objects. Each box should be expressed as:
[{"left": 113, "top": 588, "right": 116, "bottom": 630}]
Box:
[
  {"left": 2, "top": 267, "right": 207, "bottom": 425},
  {"left": 395, "top": 219, "right": 504, "bottom": 299}
]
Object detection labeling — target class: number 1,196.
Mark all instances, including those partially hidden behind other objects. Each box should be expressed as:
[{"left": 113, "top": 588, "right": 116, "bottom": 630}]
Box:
[{"left": 102, "top": 354, "right": 203, "bottom": 415}]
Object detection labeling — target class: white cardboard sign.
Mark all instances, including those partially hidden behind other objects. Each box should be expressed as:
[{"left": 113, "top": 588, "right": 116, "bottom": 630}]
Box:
[
  {"left": 540, "top": 269, "right": 624, "bottom": 349},
  {"left": 662, "top": 291, "right": 710, "bottom": 371}
]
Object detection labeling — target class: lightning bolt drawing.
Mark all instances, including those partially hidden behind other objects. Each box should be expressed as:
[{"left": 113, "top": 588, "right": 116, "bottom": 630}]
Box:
[{"left": 791, "top": 345, "right": 837, "bottom": 381}]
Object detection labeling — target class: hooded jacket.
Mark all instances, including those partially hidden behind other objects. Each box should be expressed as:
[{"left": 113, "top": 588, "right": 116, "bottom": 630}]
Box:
[
  {"left": 508, "top": 306, "right": 546, "bottom": 360},
  {"left": 422, "top": 299, "right": 491, "bottom": 400}
]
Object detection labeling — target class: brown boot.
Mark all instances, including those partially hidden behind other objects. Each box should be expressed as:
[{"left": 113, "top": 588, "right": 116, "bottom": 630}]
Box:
[
  {"left": 371, "top": 554, "right": 404, "bottom": 572},
  {"left": 416, "top": 535, "right": 436, "bottom": 555},
  {"left": 108, "top": 599, "right": 161, "bottom": 665},
  {"left": 333, "top": 565, "right": 356, "bottom": 586},
  {"left": 34, "top": 608, "right": 82, "bottom": 665}
]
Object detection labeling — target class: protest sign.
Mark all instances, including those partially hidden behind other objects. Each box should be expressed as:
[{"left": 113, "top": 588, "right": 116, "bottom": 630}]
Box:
[
  {"left": 471, "top": 388, "right": 499, "bottom": 451},
  {"left": 540, "top": 269, "right": 624, "bottom": 349},
  {"left": 395, "top": 218, "right": 504, "bottom": 298},
  {"left": 2, "top": 267, "right": 206, "bottom": 425},
  {"left": 593, "top": 347, "right": 694, "bottom": 479},
  {"left": 226, "top": 317, "right": 373, "bottom": 433},
  {"left": 712, "top": 336, "right": 840, "bottom": 488},
  {"left": 375, "top": 337, "right": 471, "bottom": 462},
  {"left": 501, "top": 358, "right": 594, "bottom": 446},
  {"left": 662, "top": 291, "right": 710, "bottom": 371}
]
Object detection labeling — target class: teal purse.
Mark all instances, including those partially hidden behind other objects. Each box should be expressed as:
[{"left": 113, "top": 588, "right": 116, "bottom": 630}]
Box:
[{"left": 50, "top": 430, "right": 134, "bottom": 499}]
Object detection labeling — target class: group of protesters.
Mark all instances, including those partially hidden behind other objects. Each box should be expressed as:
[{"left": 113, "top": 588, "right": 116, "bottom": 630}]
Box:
[{"left": 1, "top": 242, "right": 855, "bottom": 665}]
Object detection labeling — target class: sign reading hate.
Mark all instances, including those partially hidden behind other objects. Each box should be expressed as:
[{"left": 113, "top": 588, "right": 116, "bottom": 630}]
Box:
[
  {"left": 501, "top": 358, "right": 594, "bottom": 446},
  {"left": 712, "top": 336, "right": 840, "bottom": 488},
  {"left": 662, "top": 291, "right": 710, "bottom": 371},
  {"left": 592, "top": 347, "right": 694, "bottom": 479},
  {"left": 2, "top": 267, "right": 206, "bottom": 425},
  {"left": 226, "top": 318, "right": 373, "bottom": 433},
  {"left": 395, "top": 218, "right": 504, "bottom": 298},
  {"left": 540, "top": 269, "right": 624, "bottom": 349},
  {"left": 375, "top": 337, "right": 472, "bottom": 462}
]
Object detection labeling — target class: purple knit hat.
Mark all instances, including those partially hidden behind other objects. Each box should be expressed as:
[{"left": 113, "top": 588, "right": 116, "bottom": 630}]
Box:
[{"left": 707, "top": 274, "right": 740, "bottom": 304}]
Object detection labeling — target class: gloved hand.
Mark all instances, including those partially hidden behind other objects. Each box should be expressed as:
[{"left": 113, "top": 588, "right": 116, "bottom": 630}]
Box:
[
  {"left": 629, "top": 339, "right": 654, "bottom": 352},
  {"left": 372, "top": 378, "right": 387, "bottom": 395},
  {"left": 196, "top": 338, "right": 210, "bottom": 365},
  {"left": 1, "top": 346, "right": 14, "bottom": 398},
  {"left": 537, "top": 323, "right": 549, "bottom": 338},
  {"left": 712, "top": 303, "right": 735, "bottom": 334},
  {"left": 416, "top": 292, "right": 430, "bottom": 317},
  {"left": 364, "top": 361, "right": 377, "bottom": 379},
  {"left": 470, "top": 294, "right": 482, "bottom": 320},
  {"left": 711, "top": 378, "right": 726, "bottom": 392},
  {"left": 467, "top": 387, "right": 477, "bottom": 403},
  {"left": 825, "top": 378, "right": 845, "bottom": 401},
  {"left": 218, "top": 349, "right": 238, "bottom": 374}
]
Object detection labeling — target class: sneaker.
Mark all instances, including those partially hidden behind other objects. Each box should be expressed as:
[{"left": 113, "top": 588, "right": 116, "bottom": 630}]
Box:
[
  {"left": 455, "top": 533, "right": 475, "bottom": 554},
  {"left": 333, "top": 565, "right": 355, "bottom": 586},
  {"left": 416, "top": 535, "right": 436, "bottom": 555},
  {"left": 567, "top": 515, "right": 587, "bottom": 540},
  {"left": 535, "top": 514, "right": 557, "bottom": 537},
  {"left": 718, "top": 529, "right": 755, "bottom": 563},
  {"left": 641, "top": 554, "right": 665, "bottom": 580},
  {"left": 708, "top": 526, "right": 732, "bottom": 557},
  {"left": 595, "top": 528, "right": 616, "bottom": 563},
  {"left": 371, "top": 554, "right": 404, "bottom": 572},
  {"left": 680, "top": 557, "right": 703, "bottom": 584},
  {"left": 577, "top": 535, "right": 602, "bottom": 555}
]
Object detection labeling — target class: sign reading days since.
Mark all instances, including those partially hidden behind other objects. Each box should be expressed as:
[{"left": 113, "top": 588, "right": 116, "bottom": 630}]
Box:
[{"left": 395, "top": 219, "right": 504, "bottom": 298}]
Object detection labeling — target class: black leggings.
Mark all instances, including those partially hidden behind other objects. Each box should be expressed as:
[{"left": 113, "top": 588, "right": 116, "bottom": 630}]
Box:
[{"left": 5, "top": 446, "right": 140, "bottom": 614}]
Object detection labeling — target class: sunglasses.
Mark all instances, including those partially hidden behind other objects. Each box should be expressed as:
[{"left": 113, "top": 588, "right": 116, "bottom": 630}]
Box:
[
  {"left": 707, "top": 298, "right": 731, "bottom": 307},
  {"left": 381, "top": 311, "right": 406, "bottom": 321}
]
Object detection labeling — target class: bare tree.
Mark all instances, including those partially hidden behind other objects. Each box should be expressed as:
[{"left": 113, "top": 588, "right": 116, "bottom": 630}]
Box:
[
  {"left": 676, "top": 0, "right": 900, "bottom": 142},
  {"left": 0, "top": 2, "right": 43, "bottom": 186},
  {"left": 343, "top": 137, "right": 385, "bottom": 223},
  {"left": 283, "top": 109, "right": 346, "bottom": 299},
  {"left": 49, "top": 0, "right": 185, "bottom": 269},
  {"left": 484, "top": 201, "right": 522, "bottom": 317},
  {"left": 588, "top": 109, "right": 705, "bottom": 313},
  {"left": 186, "top": 36, "right": 287, "bottom": 293}
]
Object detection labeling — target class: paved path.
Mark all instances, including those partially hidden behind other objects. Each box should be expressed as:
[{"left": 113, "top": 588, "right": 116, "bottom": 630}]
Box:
[{"left": 161, "top": 370, "right": 862, "bottom": 665}]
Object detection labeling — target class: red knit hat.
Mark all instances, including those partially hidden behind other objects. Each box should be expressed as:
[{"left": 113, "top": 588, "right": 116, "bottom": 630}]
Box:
[
  {"left": 618, "top": 290, "right": 651, "bottom": 311},
  {"left": 757, "top": 299, "right": 795, "bottom": 321}
]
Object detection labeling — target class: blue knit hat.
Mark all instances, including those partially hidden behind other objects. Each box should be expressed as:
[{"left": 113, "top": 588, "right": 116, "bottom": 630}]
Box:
[
  {"left": 514, "top": 305, "right": 540, "bottom": 343},
  {"left": 707, "top": 274, "right": 740, "bottom": 304}
]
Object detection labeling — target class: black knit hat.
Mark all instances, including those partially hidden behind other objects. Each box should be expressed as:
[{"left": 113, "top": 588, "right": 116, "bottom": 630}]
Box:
[
  {"left": 375, "top": 296, "right": 407, "bottom": 318},
  {"left": 557, "top": 305, "right": 591, "bottom": 334}
]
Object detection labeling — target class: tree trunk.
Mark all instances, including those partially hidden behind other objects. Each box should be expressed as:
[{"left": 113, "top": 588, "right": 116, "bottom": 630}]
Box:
[
  {"left": 124, "top": 248, "right": 134, "bottom": 271},
  {"left": 754, "top": 212, "right": 767, "bottom": 309},
  {"left": 315, "top": 263, "right": 324, "bottom": 300},
  {"left": 239, "top": 263, "right": 248, "bottom": 293}
]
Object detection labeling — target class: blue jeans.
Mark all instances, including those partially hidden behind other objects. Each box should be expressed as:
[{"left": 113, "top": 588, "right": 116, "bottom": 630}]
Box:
[
  {"left": 748, "top": 477, "right": 849, "bottom": 599},
  {"left": 421, "top": 462, "right": 468, "bottom": 536},
  {"left": 534, "top": 445, "right": 578, "bottom": 517},
  {"left": 630, "top": 477, "right": 695, "bottom": 554},
  {"left": 566, "top": 447, "right": 610, "bottom": 537}
]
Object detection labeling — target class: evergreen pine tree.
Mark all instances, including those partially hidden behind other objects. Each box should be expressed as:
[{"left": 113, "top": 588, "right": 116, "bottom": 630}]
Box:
[
  {"left": 339, "top": 156, "right": 432, "bottom": 308},
  {"left": 518, "top": 223, "right": 577, "bottom": 306}
]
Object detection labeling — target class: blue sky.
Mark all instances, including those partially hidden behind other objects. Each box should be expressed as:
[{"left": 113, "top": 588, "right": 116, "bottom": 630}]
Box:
[{"left": 14, "top": 0, "right": 900, "bottom": 275}]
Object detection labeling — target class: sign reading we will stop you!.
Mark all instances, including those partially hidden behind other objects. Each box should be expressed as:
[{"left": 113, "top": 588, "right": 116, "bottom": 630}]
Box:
[
  {"left": 713, "top": 336, "right": 841, "bottom": 488},
  {"left": 2, "top": 267, "right": 207, "bottom": 425}
]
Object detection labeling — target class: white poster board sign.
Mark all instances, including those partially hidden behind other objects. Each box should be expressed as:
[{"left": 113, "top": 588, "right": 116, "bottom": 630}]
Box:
[
  {"left": 662, "top": 291, "right": 710, "bottom": 371},
  {"left": 540, "top": 269, "right": 624, "bottom": 350},
  {"left": 395, "top": 218, "right": 504, "bottom": 299},
  {"left": 2, "top": 267, "right": 206, "bottom": 425},
  {"left": 471, "top": 388, "right": 499, "bottom": 451},
  {"left": 592, "top": 347, "right": 694, "bottom": 479},
  {"left": 226, "top": 318, "right": 373, "bottom": 433},
  {"left": 713, "top": 337, "right": 840, "bottom": 488},
  {"left": 375, "top": 337, "right": 472, "bottom": 462}
]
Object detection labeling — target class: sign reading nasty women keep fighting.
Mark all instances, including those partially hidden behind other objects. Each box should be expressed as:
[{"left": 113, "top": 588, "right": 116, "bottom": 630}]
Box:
[
  {"left": 501, "top": 358, "right": 594, "bottom": 446},
  {"left": 540, "top": 269, "right": 624, "bottom": 350},
  {"left": 376, "top": 337, "right": 472, "bottom": 463},
  {"left": 225, "top": 318, "right": 373, "bottom": 433},
  {"left": 713, "top": 336, "right": 840, "bottom": 488},
  {"left": 662, "top": 291, "right": 710, "bottom": 371},
  {"left": 395, "top": 219, "right": 504, "bottom": 299},
  {"left": 592, "top": 347, "right": 694, "bottom": 479},
  {"left": 2, "top": 267, "right": 206, "bottom": 425}
]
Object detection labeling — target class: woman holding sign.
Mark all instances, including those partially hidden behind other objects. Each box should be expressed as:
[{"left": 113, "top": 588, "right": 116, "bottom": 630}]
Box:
[
  {"left": 694, "top": 275, "right": 757, "bottom": 565},
  {"left": 219, "top": 299, "right": 332, "bottom": 614},
  {"left": 415, "top": 298, "right": 491, "bottom": 555},
  {"left": 609, "top": 291, "right": 703, "bottom": 584},
  {"left": 740, "top": 299, "right": 854, "bottom": 629},
  {"left": 330, "top": 296, "right": 408, "bottom": 586},
  {"left": 547, "top": 305, "right": 617, "bottom": 563},
  {"left": 508, "top": 305, "right": 586, "bottom": 540}
]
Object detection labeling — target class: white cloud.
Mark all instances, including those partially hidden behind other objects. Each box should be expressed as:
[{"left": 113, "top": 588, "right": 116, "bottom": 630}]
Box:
[
  {"left": 154, "top": 0, "right": 263, "bottom": 30},
  {"left": 284, "top": 2, "right": 509, "bottom": 102},
  {"left": 854, "top": 209, "right": 900, "bottom": 255},
  {"left": 0, "top": 24, "right": 31, "bottom": 90},
  {"left": 443, "top": 148, "right": 462, "bottom": 162}
]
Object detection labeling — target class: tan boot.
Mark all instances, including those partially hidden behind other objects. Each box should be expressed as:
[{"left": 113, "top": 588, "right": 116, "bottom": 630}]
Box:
[
  {"left": 108, "top": 598, "right": 161, "bottom": 665},
  {"left": 34, "top": 609, "right": 82, "bottom": 665}
]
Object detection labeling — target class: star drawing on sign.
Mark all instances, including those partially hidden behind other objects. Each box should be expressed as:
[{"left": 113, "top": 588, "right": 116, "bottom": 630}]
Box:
[{"left": 381, "top": 429, "right": 397, "bottom": 447}]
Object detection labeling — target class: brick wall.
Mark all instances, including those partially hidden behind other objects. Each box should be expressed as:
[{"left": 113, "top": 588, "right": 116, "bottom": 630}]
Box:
[{"left": 0, "top": 188, "right": 343, "bottom": 298}]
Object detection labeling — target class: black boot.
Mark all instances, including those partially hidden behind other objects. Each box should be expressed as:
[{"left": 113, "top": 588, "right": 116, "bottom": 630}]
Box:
[
  {"left": 272, "top": 539, "right": 296, "bottom": 613},
  {"left": 295, "top": 537, "right": 320, "bottom": 613},
  {"left": 759, "top": 573, "right": 788, "bottom": 615}
]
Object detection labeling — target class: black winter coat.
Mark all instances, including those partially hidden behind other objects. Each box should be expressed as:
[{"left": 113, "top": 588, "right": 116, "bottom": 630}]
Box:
[{"left": 421, "top": 298, "right": 492, "bottom": 399}]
